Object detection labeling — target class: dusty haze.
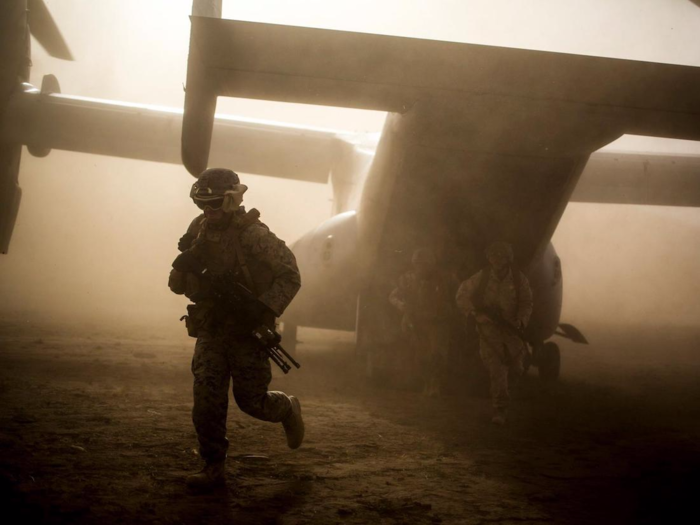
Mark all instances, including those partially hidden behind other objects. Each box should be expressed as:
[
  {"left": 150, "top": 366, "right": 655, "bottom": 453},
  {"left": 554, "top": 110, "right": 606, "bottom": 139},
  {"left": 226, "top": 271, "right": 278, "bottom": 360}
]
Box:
[
  {"left": 0, "top": 0, "right": 699, "bottom": 331},
  {"left": 2, "top": 3, "right": 700, "bottom": 524}
]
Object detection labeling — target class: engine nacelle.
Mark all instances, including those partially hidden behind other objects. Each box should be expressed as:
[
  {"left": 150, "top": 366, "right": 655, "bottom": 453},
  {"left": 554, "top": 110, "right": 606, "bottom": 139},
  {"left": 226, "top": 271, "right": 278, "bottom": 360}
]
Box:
[
  {"left": 284, "top": 211, "right": 360, "bottom": 331},
  {"left": 525, "top": 242, "right": 563, "bottom": 343},
  {"left": 287, "top": 209, "right": 564, "bottom": 345}
]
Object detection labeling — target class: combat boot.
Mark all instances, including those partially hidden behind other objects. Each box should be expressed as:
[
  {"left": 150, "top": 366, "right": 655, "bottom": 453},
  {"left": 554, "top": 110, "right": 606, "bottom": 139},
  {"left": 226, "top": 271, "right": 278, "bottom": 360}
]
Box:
[
  {"left": 283, "top": 396, "right": 304, "bottom": 449},
  {"left": 186, "top": 461, "right": 226, "bottom": 491}
]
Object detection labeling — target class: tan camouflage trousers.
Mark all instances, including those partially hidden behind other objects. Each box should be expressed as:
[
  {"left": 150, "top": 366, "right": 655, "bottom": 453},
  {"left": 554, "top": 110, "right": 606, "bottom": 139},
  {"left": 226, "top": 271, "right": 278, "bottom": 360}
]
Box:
[
  {"left": 191, "top": 331, "right": 292, "bottom": 463},
  {"left": 478, "top": 326, "right": 526, "bottom": 410}
]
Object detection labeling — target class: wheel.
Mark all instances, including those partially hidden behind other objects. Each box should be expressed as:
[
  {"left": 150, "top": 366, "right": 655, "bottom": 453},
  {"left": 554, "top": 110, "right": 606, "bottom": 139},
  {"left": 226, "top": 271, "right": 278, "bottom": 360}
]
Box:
[{"left": 538, "top": 341, "right": 561, "bottom": 382}]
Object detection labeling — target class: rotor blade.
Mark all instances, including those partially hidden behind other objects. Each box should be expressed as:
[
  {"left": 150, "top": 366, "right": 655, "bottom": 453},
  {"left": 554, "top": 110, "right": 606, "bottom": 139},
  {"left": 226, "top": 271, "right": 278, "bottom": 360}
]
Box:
[{"left": 28, "top": 0, "right": 73, "bottom": 60}]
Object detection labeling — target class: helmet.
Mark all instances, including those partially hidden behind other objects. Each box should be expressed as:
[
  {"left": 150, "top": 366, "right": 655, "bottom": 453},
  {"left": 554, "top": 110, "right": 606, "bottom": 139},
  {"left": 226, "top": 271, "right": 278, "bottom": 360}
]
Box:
[
  {"left": 485, "top": 241, "right": 514, "bottom": 262},
  {"left": 190, "top": 168, "right": 248, "bottom": 212}
]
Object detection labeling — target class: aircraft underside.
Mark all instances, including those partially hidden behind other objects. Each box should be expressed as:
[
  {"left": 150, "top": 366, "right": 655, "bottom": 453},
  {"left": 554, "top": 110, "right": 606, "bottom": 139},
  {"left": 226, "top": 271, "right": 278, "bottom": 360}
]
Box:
[
  {"left": 2, "top": 4, "right": 699, "bottom": 384},
  {"left": 284, "top": 109, "right": 572, "bottom": 381}
]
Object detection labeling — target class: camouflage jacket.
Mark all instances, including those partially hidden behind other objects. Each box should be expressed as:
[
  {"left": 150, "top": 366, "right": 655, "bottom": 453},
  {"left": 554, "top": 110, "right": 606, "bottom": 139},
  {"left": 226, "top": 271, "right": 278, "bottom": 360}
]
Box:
[
  {"left": 456, "top": 267, "right": 533, "bottom": 328},
  {"left": 389, "top": 270, "right": 459, "bottom": 324},
  {"left": 169, "top": 208, "right": 301, "bottom": 317}
]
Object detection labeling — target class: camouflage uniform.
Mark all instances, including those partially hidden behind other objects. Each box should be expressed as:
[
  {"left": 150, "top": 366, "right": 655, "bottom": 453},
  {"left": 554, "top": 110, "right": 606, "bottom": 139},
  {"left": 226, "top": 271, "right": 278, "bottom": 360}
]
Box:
[
  {"left": 389, "top": 269, "right": 459, "bottom": 395},
  {"left": 456, "top": 267, "right": 533, "bottom": 411},
  {"left": 169, "top": 208, "right": 301, "bottom": 463}
]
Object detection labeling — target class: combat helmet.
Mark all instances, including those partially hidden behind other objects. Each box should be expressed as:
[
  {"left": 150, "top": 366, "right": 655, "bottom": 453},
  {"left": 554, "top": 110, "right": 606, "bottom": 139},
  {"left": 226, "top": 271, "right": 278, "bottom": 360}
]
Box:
[
  {"left": 485, "top": 241, "right": 514, "bottom": 262},
  {"left": 190, "top": 168, "right": 248, "bottom": 213}
]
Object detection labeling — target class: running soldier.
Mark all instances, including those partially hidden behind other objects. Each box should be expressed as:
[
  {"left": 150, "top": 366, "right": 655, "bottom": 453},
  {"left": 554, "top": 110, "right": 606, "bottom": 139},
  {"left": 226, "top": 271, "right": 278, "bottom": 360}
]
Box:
[
  {"left": 456, "top": 242, "right": 533, "bottom": 424},
  {"left": 389, "top": 248, "right": 459, "bottom": 396},
  {"left": 168, "top": 168, "right": 304, "bottom": 490}
]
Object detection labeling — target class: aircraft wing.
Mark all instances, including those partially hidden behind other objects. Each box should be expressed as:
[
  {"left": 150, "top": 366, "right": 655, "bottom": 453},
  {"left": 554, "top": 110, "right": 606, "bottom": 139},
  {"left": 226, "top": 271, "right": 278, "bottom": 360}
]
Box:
[
  {"left": 183, "top": 17, "right": 700, "bottom": 175},
  {"left": 182, "top": 18, "right": 700, "bottom": 265},
  {"left": 574, "top": 152, "right": 700, "bottom": 207},
  {"left": 2, "top": 82, "right": 349, "bottom": 184}
]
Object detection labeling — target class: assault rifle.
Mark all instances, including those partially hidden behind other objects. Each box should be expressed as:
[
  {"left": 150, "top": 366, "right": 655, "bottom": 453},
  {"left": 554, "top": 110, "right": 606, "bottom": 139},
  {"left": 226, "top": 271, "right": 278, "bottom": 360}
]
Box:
[
  {"left": 475, "top": 307, "right": 529, "bottom": 344},
  {"left": 172, "top": 251, "right": 301, "bottom": 374},
  {"left": 217, "top": 279, "right": 301, "bottom": 374},
  {"left": 250, "top": 323, "right": 301, "bottom": 374}
]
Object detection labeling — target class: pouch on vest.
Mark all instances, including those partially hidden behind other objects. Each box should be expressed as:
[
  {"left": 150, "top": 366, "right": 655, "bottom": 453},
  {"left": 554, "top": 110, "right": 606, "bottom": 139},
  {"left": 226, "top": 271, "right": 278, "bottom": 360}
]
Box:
[
  {"left": 168, "top": 269, "right": 187, "bottom": 295},
  {"left": 180, "top": 303, "right": 208, "bottom": 338}
]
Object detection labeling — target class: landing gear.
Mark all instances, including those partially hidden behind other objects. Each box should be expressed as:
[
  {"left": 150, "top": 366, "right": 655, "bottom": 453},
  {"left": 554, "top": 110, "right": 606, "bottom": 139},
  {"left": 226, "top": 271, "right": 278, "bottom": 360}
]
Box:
[
  {"left": 537, "top": 341, "right": 561, "bottom": 382},
  {"left": 528, "top": 341, "right": 561, "bottom": 381}
]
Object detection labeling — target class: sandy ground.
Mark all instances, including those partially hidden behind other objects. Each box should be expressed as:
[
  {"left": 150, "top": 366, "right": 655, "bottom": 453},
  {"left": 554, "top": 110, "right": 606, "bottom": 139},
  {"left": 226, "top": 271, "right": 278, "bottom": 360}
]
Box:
[{"left": 1, "top": 318, "right": 699, "bottom": 524}]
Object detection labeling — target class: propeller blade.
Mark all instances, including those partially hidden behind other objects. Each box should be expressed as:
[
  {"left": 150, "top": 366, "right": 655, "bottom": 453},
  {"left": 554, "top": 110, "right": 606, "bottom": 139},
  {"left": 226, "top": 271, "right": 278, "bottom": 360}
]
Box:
[{"left": 27, "top": 0, "right": 73, "bottom": 60}]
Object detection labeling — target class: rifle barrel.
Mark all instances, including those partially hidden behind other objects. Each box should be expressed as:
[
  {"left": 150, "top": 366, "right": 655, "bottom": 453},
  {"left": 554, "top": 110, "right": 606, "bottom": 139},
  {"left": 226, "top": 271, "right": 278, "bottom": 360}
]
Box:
[
  {"left": 266, "top": 348, "right": 291, "bottom": 373},
  {"left": 276, "top": 345, "right": 301, "bottom": 369}
]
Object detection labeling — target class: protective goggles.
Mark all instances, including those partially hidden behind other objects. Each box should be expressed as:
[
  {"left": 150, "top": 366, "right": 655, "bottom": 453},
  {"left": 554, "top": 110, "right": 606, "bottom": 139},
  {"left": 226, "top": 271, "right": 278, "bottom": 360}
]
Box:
[
  {"left": 190, "top": 182, "right": 247, "bottom": 213},
  {"left": 194, "top": 197, "right": 225, "bottom": 211}
]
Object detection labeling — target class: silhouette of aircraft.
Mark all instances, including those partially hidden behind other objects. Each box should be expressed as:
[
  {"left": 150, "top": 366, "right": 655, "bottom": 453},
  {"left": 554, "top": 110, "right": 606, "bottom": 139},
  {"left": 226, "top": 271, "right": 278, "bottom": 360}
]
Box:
[{"left": 2, "top": 0, "right": 699, "bottom": 379}]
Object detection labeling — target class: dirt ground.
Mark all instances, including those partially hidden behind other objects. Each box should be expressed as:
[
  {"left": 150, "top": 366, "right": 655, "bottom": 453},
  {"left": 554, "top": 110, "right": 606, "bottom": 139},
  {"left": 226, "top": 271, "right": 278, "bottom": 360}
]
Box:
[{"left": 1, "top": 317, "right": 699, "bottom": 525}]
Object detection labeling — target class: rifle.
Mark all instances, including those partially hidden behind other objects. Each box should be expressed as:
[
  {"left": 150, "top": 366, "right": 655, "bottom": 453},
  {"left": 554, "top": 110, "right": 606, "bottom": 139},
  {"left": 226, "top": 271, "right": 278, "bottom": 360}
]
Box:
[
  {"left": 475, "top": 307, "right": 528, "bottom": 344},
  {"left": 172, "top": 251, "right": 301, "bottom": 374},
  {"left": 250, "top": 323, "right": 301, "bottom": 374},
  {"left": 218, "top": 279, "right": 301, "bottom": 374}
]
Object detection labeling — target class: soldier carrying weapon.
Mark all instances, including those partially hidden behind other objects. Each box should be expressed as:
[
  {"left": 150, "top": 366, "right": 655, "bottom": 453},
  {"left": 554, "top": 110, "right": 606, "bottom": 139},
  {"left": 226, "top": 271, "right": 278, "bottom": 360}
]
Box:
[
  {"left": 389, "top": 248, "right": 459, "bottom": 396},
  {"left": 456, "top": 242, "right": 533, "bottom": 425},
  {"left": 168, "top": 168, "right": 304, "bottom": 491}
]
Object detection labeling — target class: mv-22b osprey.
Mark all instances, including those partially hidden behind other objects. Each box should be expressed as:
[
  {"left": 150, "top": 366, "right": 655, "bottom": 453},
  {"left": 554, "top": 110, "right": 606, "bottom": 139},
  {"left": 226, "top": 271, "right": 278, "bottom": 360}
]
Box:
[{"left": 2, "top": 1, "right": 700, "bottom": 380}]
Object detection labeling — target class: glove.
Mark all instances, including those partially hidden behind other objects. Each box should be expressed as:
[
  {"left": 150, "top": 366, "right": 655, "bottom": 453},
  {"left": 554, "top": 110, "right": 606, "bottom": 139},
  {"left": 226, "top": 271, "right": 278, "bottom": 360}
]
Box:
[
  {"left": 172, "top": 251, "right": 205, "bottom": 274},
  {"left": 178, "top": 232, "right": 195, "bottom": 252},
  {"left": 246, "top": 300, "right": 276, "bottom": 329}
]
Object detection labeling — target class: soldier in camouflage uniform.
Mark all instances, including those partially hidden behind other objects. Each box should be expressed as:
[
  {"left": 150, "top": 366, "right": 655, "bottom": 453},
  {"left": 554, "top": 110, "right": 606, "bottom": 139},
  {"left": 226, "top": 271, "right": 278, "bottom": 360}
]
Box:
[
  {"left": 456, "top": 242, "right": 533, "bottom": 425},
  {"left": 168, "top": 168, "right": 304, "bottom": 490},
  {"left": 389, "top": 249, "right": 459, "bottom": 396}
]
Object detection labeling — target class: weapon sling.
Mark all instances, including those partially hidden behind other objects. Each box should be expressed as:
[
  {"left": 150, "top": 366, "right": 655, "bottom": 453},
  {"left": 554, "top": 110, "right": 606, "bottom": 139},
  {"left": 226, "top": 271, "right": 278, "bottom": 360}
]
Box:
[
  {"left": 230, "top": 227, "right": 257, "bottom": 296},
  {"left": 229, "top": 223, "right": 300, "bottom": 374}
]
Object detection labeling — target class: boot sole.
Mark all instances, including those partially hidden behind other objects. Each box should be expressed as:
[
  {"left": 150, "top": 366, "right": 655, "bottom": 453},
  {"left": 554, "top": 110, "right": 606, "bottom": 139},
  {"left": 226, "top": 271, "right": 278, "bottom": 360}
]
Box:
[{"left": 285, "top": 396, "right": 305, "bottom": 449}]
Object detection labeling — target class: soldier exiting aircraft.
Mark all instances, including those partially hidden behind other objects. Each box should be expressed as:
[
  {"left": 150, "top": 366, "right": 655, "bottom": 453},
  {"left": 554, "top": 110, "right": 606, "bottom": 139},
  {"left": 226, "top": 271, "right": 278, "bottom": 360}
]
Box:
[
  {"left": 456, "top": 242, "right": 533, "bottom": 425},
  {"left": 168, "top": 168, "right": 304, "bottom": 491},
  {"left": 389, "top": 248, "right": 459, "bottom": 396}
]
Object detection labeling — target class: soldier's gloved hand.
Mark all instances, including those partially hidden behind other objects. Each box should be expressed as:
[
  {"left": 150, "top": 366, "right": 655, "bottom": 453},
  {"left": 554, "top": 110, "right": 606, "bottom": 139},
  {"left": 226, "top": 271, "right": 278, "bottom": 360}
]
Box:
[
  {"left": 247, "top": 300, "right": 276, "bottom": 329},
  {"left": 178, "top": 232, "right": 195, "bottom": 252},
  {"left": 172, "top": 251, "right": 205, "bottom": 274}
]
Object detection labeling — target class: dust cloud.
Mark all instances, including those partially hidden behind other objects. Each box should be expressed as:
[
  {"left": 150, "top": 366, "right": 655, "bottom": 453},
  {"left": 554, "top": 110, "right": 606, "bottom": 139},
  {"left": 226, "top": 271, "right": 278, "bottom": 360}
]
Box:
[
  {"left": 1, "top": 3, "right": 700, "bottom": 524},
  {"left": 554, "top": 203, "right": 700, "bottom": 329},
  {"left": 1, "top": 0, "right": 698, "bottom": 332}
]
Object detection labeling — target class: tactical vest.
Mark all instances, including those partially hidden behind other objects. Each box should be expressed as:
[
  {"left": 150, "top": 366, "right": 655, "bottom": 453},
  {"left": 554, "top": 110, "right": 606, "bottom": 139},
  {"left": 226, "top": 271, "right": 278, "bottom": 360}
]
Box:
[
  {"left": 191, "top": 208, "right": 274, "bottom": 297},
  {"left": 473, "top": 265, "right": 522, "bottom": 312}
]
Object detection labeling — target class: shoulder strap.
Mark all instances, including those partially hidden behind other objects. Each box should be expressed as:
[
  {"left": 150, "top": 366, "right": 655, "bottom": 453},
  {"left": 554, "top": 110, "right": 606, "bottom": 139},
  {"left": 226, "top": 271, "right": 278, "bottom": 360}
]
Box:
[
  {"left": 229, "top": 209, "right": 262, "bottom": 295},
  {"left": 230, "top": 230, "right": 257, "bottom": 295},
  {"left": 239, "top": 208, "right": 261, "bottom": 229}
]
